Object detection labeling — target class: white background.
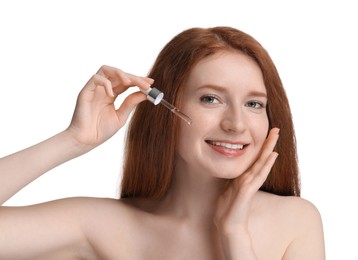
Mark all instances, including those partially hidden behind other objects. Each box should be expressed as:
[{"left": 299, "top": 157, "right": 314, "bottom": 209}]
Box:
[{"left": 1, "top": 1, "right": 357, "bottom": 258}]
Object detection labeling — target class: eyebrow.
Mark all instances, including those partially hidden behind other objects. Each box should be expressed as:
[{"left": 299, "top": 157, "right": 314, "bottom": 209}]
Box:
[{"left": 196, "top": 84, "right": 267, "bottom": 98}]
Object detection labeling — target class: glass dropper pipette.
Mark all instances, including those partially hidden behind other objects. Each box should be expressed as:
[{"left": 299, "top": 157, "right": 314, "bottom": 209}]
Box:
[{"left": 141, "top": 87, "right": 192, "bottom": 125}]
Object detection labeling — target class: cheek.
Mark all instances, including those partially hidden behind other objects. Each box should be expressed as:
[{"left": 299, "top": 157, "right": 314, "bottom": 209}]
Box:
[
  {"left": 176, "top": 120, "right": 202, "bottom": 151},
  {"left": 176, "top": 111, "right": 213, "bottom": 157},
  {"left": 246, "top": 112, "right": 269, "bottom": 140},
  {"left": 254, "top": 116, "right": 270, "bottom": 146}
]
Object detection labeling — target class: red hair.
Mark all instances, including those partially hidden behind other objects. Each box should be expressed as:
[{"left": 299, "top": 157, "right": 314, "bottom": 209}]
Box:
[{"left": 121, "top": 27, "right": 300, "bottom": 199}]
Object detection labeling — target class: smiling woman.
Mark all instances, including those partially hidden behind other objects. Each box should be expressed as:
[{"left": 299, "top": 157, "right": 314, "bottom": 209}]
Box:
[
  {"left": 0, "top": 27, "right": 325, "bottom": 259},
  {"left": 123, "top": 27, "right": 299, "bottom": 199},
  {"left": 175, "top": 51, "right": 269, "bottom": 179}
]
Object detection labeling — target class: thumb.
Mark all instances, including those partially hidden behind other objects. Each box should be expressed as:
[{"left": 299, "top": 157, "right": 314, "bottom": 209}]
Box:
[{"left": 115, "top": 91, "right": 147, "bottom": 127}]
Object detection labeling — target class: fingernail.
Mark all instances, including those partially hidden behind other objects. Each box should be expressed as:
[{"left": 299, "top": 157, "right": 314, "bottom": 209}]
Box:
[
  {"left": 274, "top": 152, "right": 279, "bottom": 159},
  {"left": 270, "top": 128, "right": 280, "bottom": 134},
  {"left": 143, "top": 81, "right": 151, "bottom": 87}
]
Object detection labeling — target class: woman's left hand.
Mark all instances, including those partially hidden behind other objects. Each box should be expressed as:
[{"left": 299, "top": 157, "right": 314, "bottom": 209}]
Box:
[{"left": 214, "top": 128, "right": 280, "bottom": 257}]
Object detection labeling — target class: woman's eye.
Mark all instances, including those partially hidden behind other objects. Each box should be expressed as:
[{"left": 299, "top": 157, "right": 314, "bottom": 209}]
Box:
[
  {"left": 200, "top": 95, "right": 220, "bottom": 104},
  {"left": 246, "top": 101, "right": 264, "bottom": 109}
]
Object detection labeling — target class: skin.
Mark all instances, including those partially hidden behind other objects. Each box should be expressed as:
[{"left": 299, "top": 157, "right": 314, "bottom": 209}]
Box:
[{"left": 0, "top": 52, "right": 325, "bottom": 259}]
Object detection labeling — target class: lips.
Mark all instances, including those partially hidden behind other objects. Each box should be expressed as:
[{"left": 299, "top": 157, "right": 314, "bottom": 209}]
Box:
[
  {"left": 205, "top": 140, "right": 248, "bottom": 157},
  {"left": 206, "top": 141, "right": 244, "bottom": 150}
]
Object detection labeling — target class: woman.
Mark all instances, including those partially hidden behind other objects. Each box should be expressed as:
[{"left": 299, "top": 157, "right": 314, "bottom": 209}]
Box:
[{"left": 0, "top": 27, "right": 325, "bottom": 259}]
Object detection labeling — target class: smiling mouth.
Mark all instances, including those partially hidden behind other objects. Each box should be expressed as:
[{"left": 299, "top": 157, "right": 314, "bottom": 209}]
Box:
[{"left": 205, "top": 140, "right": 245, "bottom": 150}]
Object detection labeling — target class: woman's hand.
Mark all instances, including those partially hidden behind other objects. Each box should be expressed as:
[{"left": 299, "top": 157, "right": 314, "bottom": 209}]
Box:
[
  {"left": 214, "top": 128, "right": 280, "bottom": 258},
  {"left": 0, "top": 65, "right": 152, "bottom": 204},
  {"left": 67, "top": 65, "right": 153, "bottom": 151}
]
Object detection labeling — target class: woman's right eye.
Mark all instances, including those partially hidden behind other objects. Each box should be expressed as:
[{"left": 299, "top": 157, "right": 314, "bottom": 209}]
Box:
[{"left": 200, "top": 95, "right": 221, "bottom": 104}]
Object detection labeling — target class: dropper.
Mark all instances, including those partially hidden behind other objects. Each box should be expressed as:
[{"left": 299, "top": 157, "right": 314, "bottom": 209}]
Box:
[{"left": 141, "top": 87, "right": 192, "bottom": 125}]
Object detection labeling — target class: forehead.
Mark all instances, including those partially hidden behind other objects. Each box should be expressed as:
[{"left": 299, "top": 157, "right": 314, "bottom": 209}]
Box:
[{"left": 185, "top": 50, "right": 266, "bottom": 93}]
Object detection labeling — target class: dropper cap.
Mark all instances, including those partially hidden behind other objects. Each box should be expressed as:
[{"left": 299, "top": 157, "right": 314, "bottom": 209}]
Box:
[{"left": 141, "top": 87, "right": 163, "bottom": 105}]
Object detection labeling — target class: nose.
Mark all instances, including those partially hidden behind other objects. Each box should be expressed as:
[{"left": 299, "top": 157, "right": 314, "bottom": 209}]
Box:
[{"left": 220, "top": 106, "right": 246, "bottom": 133}]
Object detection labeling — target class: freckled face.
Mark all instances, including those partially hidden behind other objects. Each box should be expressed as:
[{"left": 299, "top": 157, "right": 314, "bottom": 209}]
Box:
[{"left": 175, "top": 51, "right": 269, "bottom": 179}]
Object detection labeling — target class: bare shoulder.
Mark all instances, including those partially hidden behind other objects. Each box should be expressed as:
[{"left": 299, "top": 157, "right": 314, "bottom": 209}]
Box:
[
  {"left": 50, "top": 196, "right": 147, "bottom": 259},
  {"left": 261, "top": 191, "right": 321, "bottom": 218},
  {"left": 55, "top": 196, "right": 145, "bottom": 235},
  {"left": 253, "top": 191, "right": 325, "bottom": 259},
  {"left": 255, "top": 191, "right": 324, "bottom": 236},
  {"left": 66, "top": 197, "right": 150, "bottom": 259},
  {"left": 254, "top": 191, "right": 320, "bottom": 219}
]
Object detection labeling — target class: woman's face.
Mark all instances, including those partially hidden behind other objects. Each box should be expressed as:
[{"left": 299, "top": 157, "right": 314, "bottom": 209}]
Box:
[{"left": 176, "top": 51, "right": 269, "bottom": 179}]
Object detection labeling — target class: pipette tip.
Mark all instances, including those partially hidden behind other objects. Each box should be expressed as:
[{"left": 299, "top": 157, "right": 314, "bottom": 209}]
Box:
[{"left": 160, "top": 99, "right": 192, "bottom": 125}]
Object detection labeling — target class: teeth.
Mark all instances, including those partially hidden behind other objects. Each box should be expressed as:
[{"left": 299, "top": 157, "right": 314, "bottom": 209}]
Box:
[{"left": 209, "top": 141, "right": 244, "bottom": 150}]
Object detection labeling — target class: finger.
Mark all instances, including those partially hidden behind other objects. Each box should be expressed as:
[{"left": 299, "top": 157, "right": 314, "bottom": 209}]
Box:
[
  {"left": 112, "top": 73, "right": 153, "bottom": 97},
  {"left": 262, "top": 128, "right": 280, "bottom": 156},
  {"left": 249, "top": 128, "right": 280, "bottom": 173},
  {"left": 92, "top": 74, "right": 114, "bottom": 97},
  {"left": 143, "top": 77, "right": 155, "bottom": 85},
  {"left": 233, "top": 151, "right": 279, "bottom": 194},
  {"left": 124, "top": 72, "right": 153, "bottom": 91},
  {"left": 97, "top": 65, "right": 131, "bottom": 89},
  {"left": 97, "top": 65, "right": 152, "bottom": 93},
  {"left": 115, "top": 91, "right": 147, "bottom": 127},
  {"left": 255, "top": 152, "right": 279, "bottom": 186},
  {"left": 85, "top": 74, "right": 114, "bottom": 97}
]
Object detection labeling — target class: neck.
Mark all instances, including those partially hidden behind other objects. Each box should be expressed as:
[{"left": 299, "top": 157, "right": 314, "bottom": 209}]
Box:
[{"left": 159, "top": 160, "right": 228, "bottom": 225}]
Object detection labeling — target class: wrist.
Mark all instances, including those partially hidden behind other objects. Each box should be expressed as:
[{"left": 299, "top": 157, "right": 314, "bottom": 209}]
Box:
[
  {"left": 219, "top": 230, "right": 257, "bottom": 260},
  {"left": 60, "top": 129, "right": 93, "bottom": 158},
  {"left": 63, "top": 127, "right": 95, "bottom": 156},
  {"left": 216, "top": 217, "right": 248, "bottom": 236}
]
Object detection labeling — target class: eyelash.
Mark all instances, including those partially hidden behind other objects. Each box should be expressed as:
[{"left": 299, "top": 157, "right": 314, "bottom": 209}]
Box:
[
  {"left": 200, "top": 95, "right": 221, "bottom": 104},
  {"left": 245, "top": 101, "right": 265, "bottom": 109}
]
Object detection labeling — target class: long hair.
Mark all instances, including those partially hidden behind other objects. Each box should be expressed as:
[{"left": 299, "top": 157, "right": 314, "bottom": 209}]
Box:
[{"left": 120, "top": 26, "right": 300, "bottom": 199}]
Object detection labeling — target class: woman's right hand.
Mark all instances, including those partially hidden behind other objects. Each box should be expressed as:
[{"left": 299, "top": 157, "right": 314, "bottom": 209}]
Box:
[
  {"left": 0, "top": 65, "right": 152, "bottom": 205},
  {"left": 67, "top": 65, "right": 153, "bottom": 151}
]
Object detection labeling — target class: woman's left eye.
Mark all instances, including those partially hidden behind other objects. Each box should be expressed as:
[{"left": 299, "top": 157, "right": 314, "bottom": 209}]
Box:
[{"left": 245, "top": 101, "right": 264, "bottom": 109}]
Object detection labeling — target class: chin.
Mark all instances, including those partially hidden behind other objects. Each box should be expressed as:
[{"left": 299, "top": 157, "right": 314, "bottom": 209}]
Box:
[{"left": 211, "top": 169, "right": 245, "bottom": 180}]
